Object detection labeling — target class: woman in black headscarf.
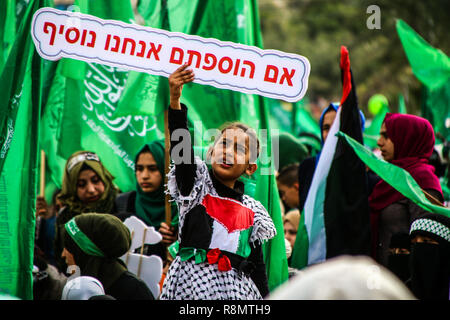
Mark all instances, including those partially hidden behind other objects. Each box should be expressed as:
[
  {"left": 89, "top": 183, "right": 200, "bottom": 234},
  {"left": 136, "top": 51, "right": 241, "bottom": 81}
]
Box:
[{"left": 61, "top": 213, "right": 154, "bottom": 300}]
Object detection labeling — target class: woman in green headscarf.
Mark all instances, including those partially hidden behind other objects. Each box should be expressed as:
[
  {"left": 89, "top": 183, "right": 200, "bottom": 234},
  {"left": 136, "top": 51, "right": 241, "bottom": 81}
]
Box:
[
  {"left": 55, "top": 151, "right": 119, "bottom": 272},
  {"left": 115, "top": 140, "right": 178, "bottom": 256},
  {"left": 61, "top": 213, "right": 154, "bottom": 300}
]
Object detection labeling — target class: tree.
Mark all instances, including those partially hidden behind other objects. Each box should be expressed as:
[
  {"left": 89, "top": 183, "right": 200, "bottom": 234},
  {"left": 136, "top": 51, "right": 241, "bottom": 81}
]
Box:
[{"left": 258, "top": 0, "right": 450, "bottom": 117}]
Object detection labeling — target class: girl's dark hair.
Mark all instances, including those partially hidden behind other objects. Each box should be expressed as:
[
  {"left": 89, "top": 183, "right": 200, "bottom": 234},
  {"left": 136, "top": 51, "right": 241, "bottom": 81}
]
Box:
[
  {"left": 277, "top": 163, "right": 299, "bottom": 187},
  {"left": 217, "top": 122, "right": 260, "bottom": 163}
]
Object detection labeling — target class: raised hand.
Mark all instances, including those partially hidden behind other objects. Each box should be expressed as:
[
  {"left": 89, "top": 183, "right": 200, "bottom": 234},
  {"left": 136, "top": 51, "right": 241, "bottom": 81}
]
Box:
[{"left": 168, "top": 63, "right": 195, "bottom": 110}]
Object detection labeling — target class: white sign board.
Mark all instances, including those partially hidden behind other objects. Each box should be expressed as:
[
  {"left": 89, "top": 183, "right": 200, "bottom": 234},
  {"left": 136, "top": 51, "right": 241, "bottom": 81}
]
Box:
[
  {"left": 31, "top": 8, "right": 310, "bottom": 102},
  {"left": 120, "top": 216, "right": 163, "bottom": 299}
]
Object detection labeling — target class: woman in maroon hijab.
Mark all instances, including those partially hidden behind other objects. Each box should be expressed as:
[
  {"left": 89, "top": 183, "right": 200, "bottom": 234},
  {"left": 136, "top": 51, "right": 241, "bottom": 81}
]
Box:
[{"left": 369, "top": 113, "right": 443, "bottom": 267}]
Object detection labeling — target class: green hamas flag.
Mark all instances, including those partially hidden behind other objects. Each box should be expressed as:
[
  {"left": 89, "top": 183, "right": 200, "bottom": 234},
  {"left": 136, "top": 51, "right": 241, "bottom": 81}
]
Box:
[
  {"left": 41, "top": 1, "right": 162, "bottom": 193},
  {"left": 338, "top": 131, "right": 450, "bottom": 218},
  {"left": 112, "top": 0, "right": 172, "bottom": 124},
  {"left": 396, "top": 19, "right": 450, "bottom": 143},
  {"left": 0, "top": 0, "right": 15, "bottom": 72},
  {"left": 0, "top": 0, "right": 50, "bottom": 299}
]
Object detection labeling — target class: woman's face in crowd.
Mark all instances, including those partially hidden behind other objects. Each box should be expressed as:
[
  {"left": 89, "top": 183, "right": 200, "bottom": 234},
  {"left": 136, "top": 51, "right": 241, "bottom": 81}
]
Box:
[
  {"left": 76, "top": 169, "right": 105, "bottom": 204},
  {"left": 322, "top": 110, "right": 337, "bottom": 142},
  {"left": 411, "top": 235, "right": 439, "bottom": 245},
  {"left": 284, "top": 221, "right": 297, "bottom": 249},
  {"left": 377, "top": 123, "right": 395, "bottom": 161},
  {"left": 278, "top": 182, "right": 299, "bottom": 210},
  {"left": 136, "top": 152, "right": 162, "bottom": 193}
]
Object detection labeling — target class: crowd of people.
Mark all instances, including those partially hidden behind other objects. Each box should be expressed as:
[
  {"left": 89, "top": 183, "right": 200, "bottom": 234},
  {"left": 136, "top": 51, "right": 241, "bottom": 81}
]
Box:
[{"left": 31, "top": 64, "right": 450, "bottom": 301}]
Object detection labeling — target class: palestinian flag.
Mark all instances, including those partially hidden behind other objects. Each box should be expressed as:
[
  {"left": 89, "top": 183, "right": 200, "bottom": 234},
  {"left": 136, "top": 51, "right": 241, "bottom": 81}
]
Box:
[{"left": 304, "top": 46, "right": 370, "bottom": 265}]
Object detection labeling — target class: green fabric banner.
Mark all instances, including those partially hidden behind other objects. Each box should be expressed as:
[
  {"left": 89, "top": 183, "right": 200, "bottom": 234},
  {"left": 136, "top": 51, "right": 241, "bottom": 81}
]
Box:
[
  {"left": 421, "top": 81, "right": 450, "bottom": 143},
  {"left": 0, "top": 0, "right": 17, "bottom": 73},
  {"left": 396, "top": 19, "right": 450, "bottom": 90},
  {"left": 41, "top": 1, "right": 161, "bottom": 193},
  {"left": 396, "top": 19, "right": 450, "bottom": 143},
  {"left": 338, "top": 131, "right": 450, "bottom": 218},
  {"left": 0, "top": 0, "right": 50, "bottom": 299}
]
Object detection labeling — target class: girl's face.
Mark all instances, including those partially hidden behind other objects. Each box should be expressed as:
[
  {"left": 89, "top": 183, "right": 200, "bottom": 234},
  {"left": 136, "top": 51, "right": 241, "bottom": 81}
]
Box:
[
  {"left": 377, "top": 123, "right": 395, "bottom": 161},
  {"left": 210, "top": 128, "right": 257, "bottom": 189},
  {"left": 135, "top": 152, "right": 162, "bottom": 193},
  {"left": 76, "top": 169, "right": 105, "bottom": 204}
]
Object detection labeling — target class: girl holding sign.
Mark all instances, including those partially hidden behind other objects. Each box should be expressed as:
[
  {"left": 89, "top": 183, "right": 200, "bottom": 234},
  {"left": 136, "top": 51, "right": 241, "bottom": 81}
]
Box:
[{"left": 160, "top": 64, "right": 276, "bottom": 300}]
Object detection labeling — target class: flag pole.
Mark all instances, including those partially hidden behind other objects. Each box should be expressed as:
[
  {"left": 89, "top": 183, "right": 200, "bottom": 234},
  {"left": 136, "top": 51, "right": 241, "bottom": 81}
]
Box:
[
  {"left": 164, "top": 108, "right": 171, "bottom": 225},
  {"left": 422, "top": 188, "right": 445, "bottom": 207},
  {"left": 40, "top": 150, "right": 45, "bottom": 197}
]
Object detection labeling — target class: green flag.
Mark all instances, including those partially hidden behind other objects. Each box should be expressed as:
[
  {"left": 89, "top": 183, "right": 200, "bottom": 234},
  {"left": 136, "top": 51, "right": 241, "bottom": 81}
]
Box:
[
  {"left": 396, "top": 19, "right": 450, "bottom": 90},
  {"left": 268, "top": 99, "right": 295, "bottom": 136},
  {"left": 338, "top": 131, "right": 450, "bottom": 218},
  {"left": 41, "top": 1, "right": 162, "bottom": 193},
  {"left": 0, "top": 0, "right": 50, "bottom": 299},
  {"left": 0, "top": 0, "right": 17, "bottom": 73},
  {"left": 421, "top": 82, "right": 450, "bottom": 143},
  {"left": 396, "top": 19, "right": 450, "bottom": 143},
  {"left": 113, "top": 0, "right": 172, "bottom": 121}
]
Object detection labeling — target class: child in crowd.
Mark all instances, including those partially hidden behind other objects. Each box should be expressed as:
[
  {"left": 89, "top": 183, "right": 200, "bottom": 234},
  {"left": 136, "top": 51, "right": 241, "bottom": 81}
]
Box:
[
  {"left": 160, "top": 64, "right": 276, "bottom": 300},
  {"left": 277, "top": 164, "right": 300, "bottom": 212}
]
